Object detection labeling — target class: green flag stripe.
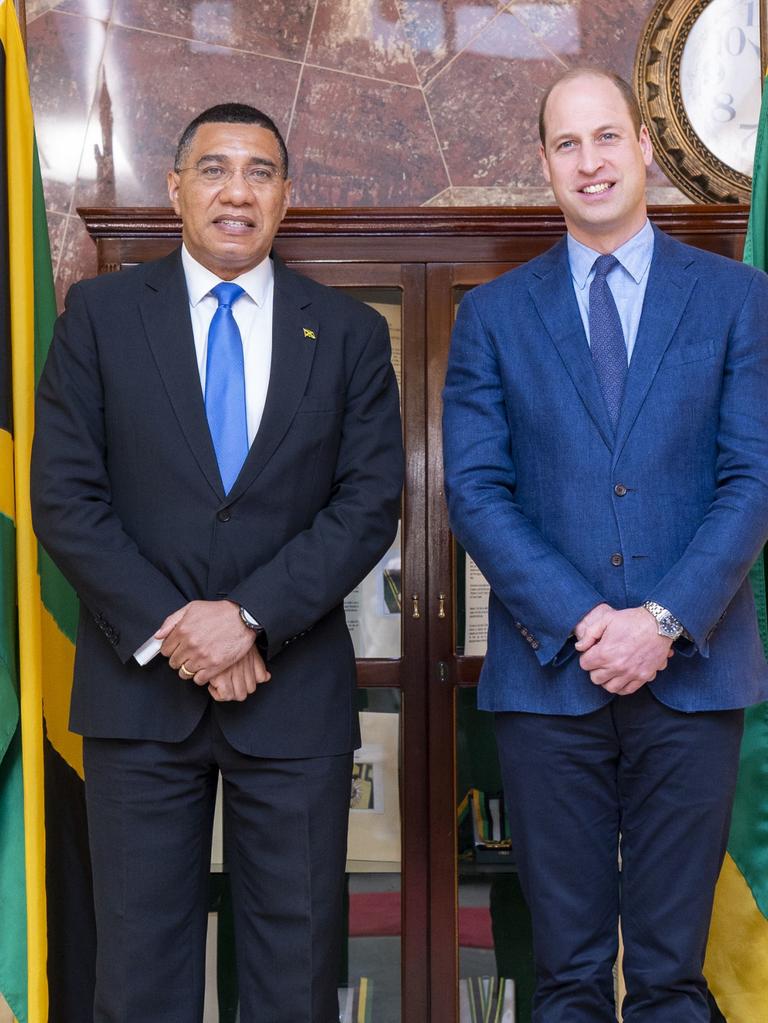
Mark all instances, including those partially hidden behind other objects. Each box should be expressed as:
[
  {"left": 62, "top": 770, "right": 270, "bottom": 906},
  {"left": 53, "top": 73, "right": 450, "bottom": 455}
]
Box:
[
  {"left": 749, "top": 558, "right": 768, "bottom": 650},
  {"left": 31, "top": 138, "right": 54, "bottom": 384},
  {"left": 743, "top": 78, "right": 768, "bottom": 270},
  {"left": 28, "top": 122, "right": 79, "bottom": 643},
  {"left": 38, "top": 547, "right": 78, "bottom": 645},
  {"left": 728, "top": 701, "right": 768, "bottom": 917},
  {"left": 0, "top": 727, "right": 28, "bottom": 1022}
]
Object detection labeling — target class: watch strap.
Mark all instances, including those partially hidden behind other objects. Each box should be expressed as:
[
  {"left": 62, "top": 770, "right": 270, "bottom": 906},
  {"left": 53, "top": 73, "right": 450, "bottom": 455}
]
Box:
[
  {"left": 239, "top": 606, "right": 264, "bottom": 634},
  {"left": 642, "top": 600, "right": 684, "bottom": 640}
]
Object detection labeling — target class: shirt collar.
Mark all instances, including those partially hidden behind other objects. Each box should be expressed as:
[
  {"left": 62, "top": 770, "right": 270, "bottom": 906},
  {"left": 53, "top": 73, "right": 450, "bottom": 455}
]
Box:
[
  {"left": 567, "top": 219, "right": 655, "bottom": 291},
  {"left": 181, "top": 244, "right": 274, "bottom": 308}
]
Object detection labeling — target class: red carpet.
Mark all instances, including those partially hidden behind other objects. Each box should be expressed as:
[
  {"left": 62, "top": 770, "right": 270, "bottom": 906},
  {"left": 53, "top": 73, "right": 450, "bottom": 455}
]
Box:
[{"left": 348, "top": 892, "right": 493, "bottom": 948}]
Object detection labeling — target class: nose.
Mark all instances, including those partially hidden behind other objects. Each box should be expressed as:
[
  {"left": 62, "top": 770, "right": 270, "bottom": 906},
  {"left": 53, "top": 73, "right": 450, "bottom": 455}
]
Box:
[
  {"left": 578, "top": 142, "right": 604, "bottom": 176},
  {"left": 218, "top": 167, "right": 253, "bottom": 203}
]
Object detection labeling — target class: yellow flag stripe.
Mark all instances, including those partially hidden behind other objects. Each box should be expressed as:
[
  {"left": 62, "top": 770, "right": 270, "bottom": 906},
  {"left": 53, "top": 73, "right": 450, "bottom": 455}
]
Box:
[
  {"left": 704, "top": 851, "right": 768, "bottom": 1021},
  {"left": 3, "top": 1, "right": 49, "bottom": 1018},
  {"left": 0, "top": 429, "right": 13, "bottom": 521},
  {"left": 357, "top": 977, "right": 368, "bottom": 1023},
  {"left": 40, "top": 608, "right": 81, "bottom": 779}
]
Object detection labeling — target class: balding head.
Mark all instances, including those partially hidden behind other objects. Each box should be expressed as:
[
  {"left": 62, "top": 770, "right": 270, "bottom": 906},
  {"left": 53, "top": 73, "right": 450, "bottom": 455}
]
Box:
[{"left": 539, "top": 68, "right": 642, "bottom": 146}]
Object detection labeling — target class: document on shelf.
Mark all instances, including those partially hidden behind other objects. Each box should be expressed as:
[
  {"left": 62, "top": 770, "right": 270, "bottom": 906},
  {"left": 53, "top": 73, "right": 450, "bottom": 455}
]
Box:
[
  {"left": 344, "top": 523, "right": 401, "bottom": 659},
  {"left": 347, "top": 711, "right": 401, "bottom": 864},
  {"left": 464, "top": 554, "right": 490, "bottom": 657},
  {"left": 361, "top": 295, "right": 401, "bottom": 394}
]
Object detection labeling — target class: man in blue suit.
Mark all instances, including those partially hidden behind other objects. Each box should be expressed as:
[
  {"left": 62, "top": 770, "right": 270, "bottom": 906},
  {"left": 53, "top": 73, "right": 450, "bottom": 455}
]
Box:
[{"left": 443, "top": 67, "right": 768, "bottom": 1021}]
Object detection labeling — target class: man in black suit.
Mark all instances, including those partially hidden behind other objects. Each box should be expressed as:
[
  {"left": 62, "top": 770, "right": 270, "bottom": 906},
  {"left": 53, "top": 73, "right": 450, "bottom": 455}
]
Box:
[{"left": 31, "top": 104, "right": 403, "bottom": 1023}]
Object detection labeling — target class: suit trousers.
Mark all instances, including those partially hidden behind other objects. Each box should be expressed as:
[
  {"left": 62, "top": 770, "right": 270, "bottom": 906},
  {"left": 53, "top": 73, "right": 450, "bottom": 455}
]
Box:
[
  {"left": 495, "top": 686, "right": 744, "bottom": 1023},
  {"left": 83, "top": 705, "right": 353, "bottom": 1023}
]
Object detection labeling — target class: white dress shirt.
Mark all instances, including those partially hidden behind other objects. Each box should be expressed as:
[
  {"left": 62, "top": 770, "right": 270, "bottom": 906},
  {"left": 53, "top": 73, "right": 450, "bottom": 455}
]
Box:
[{"left": 134, "top": 245, "right": 275, "bottom": 665}]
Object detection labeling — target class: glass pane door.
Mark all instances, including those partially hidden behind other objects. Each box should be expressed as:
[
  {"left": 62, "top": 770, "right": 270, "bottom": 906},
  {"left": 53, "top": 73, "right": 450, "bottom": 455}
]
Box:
[{"left": 289, "top": 263, "right": 428, "bottom": 1023}]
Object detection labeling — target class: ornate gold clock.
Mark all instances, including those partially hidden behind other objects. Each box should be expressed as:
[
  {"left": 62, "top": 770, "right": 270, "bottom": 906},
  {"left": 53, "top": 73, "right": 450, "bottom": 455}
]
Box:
[{"left": 635, "top": 0, "right": 763, "bottom": 202}]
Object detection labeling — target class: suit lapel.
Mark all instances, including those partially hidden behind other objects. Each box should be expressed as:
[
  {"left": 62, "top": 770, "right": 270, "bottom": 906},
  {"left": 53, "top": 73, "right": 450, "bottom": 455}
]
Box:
[
  {"left": 612, "top": 227, "right": 697, "bottom": 462},
  {"left": 138, "top": 250, "right": 224, "bottom": 497},
  {"left": 226, "top": 257, "right": 318, "bottom": 501},
  {"left": 529, "top": 238, "right": 614, "bottom": 449}
]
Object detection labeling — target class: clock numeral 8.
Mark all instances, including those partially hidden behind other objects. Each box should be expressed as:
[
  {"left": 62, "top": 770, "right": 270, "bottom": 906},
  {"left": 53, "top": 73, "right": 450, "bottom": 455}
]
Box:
[{"left": 712, "top": 93, "right": 736, "bottom": 124}]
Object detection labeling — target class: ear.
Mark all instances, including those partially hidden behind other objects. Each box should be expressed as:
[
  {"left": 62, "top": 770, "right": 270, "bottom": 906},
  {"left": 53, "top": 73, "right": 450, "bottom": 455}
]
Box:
[
  {"left": 638, "top": 125, "right": 653, "bottom": 168},
  {"left": 280, "top": 178, "right": 292, "bottom": 220},
  {"left": 539, "top": 143, "right": 551, "bottom": 184},
  {"left": 167, "top": 170, "right": 182, "bottom": 215}
]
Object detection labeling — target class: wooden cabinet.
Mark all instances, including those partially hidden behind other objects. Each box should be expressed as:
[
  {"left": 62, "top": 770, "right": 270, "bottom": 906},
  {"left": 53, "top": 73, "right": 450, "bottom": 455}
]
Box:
[{"left": 80, "top": 204, "right": 750, "bottom": 1023}]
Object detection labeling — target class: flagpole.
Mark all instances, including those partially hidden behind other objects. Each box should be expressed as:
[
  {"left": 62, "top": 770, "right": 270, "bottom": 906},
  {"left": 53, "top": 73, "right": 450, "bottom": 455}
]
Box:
[{"left": 762, "top": 0, "right": 768, "bottom": 79}]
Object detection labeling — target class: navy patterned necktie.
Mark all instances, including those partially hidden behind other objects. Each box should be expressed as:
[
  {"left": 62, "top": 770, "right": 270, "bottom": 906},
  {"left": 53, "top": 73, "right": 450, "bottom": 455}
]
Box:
[
  {"left": 589, "top": 254, "right": 627, "bottom": 429},
  {"left": 205, "top": 282, "right": 248, "bottom": 493}
]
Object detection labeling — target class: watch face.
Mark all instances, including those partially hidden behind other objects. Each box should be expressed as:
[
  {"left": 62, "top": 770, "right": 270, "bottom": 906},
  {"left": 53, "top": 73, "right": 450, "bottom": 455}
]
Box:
[
  {"left": 659, "top": 618, "right": 683, "bottom": 639},
  {"left": 680, "top": 0, "right": 761, "bottom": 177}
]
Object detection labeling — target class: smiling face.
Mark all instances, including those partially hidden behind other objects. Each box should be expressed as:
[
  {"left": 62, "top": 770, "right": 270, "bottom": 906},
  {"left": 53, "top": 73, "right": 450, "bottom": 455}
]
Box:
[
  {"left": 539, "top": 73, "right": 653, "bottom": 253},
  {"left": 167, "top": 121, "right": 291, "bottom": 279}
]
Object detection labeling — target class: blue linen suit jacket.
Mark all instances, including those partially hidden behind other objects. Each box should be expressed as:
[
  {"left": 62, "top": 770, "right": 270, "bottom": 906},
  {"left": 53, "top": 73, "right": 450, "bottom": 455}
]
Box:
[{"left": 443, "top": 226, "right": 768, "bottom": 715}]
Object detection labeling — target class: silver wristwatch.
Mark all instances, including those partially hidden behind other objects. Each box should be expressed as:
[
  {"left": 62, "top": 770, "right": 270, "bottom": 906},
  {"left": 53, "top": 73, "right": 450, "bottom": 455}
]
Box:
[
  {"left": 642, "top": 600, "right": 684, "bottom": 641},
  {"left": 239, "top": 606, "right": 264, "bottom": 635}
]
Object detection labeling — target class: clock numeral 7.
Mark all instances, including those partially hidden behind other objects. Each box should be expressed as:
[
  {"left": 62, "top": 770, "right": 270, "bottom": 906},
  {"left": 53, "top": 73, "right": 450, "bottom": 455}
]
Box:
[{"left": 739, "top": 123, "right": 758, "bottom": 151}]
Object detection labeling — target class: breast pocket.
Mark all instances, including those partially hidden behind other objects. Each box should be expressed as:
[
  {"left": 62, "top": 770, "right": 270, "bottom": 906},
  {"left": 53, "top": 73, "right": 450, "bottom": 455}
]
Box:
[{"left": 662, "top": 339, "right": 717, "bottom": 367}]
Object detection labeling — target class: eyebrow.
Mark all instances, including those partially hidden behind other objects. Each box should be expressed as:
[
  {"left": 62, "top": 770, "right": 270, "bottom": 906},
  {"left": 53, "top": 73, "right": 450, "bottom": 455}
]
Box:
[
  {"left": 549, "top": 123, "right": 624, "bottom": 145},
  {"left": 195, "top": 154, "right": 280, "bottom": 170}
]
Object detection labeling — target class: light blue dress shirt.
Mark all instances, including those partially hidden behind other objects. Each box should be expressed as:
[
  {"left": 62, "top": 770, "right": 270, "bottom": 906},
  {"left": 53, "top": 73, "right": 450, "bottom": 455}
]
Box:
[{"left": 567, "top": 219, "right": 655, "bottom": 363}]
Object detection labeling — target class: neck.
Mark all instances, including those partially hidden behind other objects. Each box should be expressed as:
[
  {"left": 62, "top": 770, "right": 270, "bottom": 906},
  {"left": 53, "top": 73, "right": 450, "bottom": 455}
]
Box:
[{"left": 567, "top": 214, "right": 648, "bottom": 255}]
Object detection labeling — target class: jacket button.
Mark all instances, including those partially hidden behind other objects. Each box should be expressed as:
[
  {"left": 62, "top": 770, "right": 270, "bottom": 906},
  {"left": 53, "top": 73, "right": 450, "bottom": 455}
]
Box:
[
  {"left": 610, "top": 553, "right": 623, "bottom": 567},
  {"left": 614, "top": 483, "right": 628, "bottom": 497},
  {"left": 217, "top": 509, "right": 231, "bottom": 522}
]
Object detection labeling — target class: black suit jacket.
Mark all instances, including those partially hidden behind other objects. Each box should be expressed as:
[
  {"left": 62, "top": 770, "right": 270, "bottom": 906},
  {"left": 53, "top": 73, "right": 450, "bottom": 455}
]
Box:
[{"left": 31, "top": 249, "right": 403, "bottom": 757}]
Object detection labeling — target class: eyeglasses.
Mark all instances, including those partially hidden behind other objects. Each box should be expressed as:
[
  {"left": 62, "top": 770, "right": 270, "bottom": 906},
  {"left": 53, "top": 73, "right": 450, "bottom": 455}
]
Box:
[{"left": 175, "top": 161, "right": 285, "bottom": 189}]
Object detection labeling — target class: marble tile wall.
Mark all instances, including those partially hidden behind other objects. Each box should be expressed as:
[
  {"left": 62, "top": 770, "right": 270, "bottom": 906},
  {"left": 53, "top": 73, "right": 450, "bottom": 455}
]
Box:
[{"left": 25, "top": 0, "right": 687, "bottom": 303}]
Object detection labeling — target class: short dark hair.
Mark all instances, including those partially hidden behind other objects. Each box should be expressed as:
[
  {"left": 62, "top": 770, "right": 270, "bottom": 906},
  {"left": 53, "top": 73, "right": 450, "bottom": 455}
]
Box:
[
  {"left": 174, "top": 103, "right": 289, "bottom": 176},
  {"left": 538, "top": 67, "right": 642, "bottom": 145}
]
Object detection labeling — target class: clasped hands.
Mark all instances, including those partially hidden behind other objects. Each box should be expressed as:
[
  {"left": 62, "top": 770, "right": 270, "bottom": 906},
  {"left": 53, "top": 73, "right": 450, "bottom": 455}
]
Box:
[
  {"left": 155, "top": 600, "right": 270, "bottom": 702},
  {"left": 574, "top": 603, "right": 674, "bottom": 696}
]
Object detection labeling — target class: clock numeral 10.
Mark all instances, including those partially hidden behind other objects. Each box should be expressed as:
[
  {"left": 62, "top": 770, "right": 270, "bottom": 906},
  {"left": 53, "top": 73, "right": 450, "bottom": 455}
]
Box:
[{"left": 714, "top": 0, "right": 758, "bottom": 58}]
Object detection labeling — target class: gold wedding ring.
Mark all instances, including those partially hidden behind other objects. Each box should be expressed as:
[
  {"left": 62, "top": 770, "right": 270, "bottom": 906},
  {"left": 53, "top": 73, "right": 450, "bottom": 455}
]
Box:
[{"left": 179, "top": 663, "right": 195, "bottom": 679}]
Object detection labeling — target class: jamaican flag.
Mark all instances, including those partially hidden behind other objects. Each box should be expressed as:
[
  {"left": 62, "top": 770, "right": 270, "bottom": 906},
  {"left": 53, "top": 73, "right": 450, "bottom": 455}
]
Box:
[
  {"left": 702, "top": 74, "right": 768, "bottom": 1023},
  {"left": 0, "top": 2, "right": 95, "bottom": 1019}
]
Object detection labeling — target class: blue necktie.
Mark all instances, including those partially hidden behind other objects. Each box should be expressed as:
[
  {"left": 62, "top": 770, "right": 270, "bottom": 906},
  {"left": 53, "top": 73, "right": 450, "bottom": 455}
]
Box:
[
  {"left": 589, "top": 254, "right": 627, "bottom": 429},
  {"left": 205, "top": 282, "right": 248, "bottom": 493}
]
